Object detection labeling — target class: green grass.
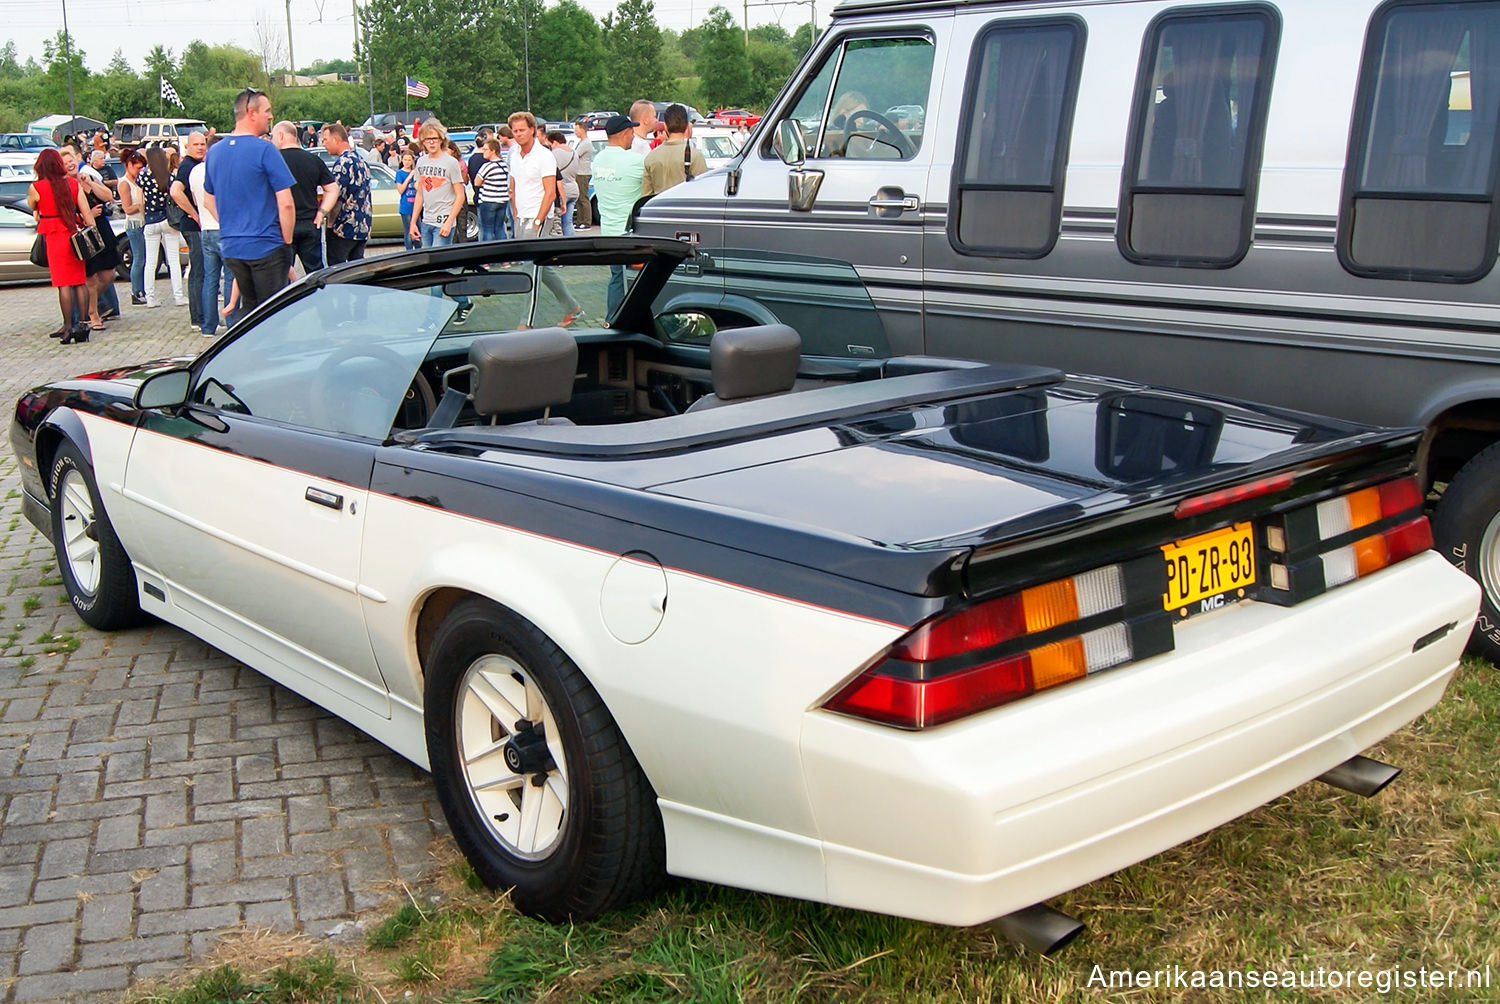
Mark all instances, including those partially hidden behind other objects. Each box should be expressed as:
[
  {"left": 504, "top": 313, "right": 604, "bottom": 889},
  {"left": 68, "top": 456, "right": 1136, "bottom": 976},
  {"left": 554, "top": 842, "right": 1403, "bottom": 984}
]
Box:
[
  {"left": 136, "top": 658, "right": 1500, "bottom": 1004},
  {"left": 35, "top": 630, "right": 79, "bottom": 653},
  {"left": 21, "top": 594, "right": 41, "bottom": 614}
]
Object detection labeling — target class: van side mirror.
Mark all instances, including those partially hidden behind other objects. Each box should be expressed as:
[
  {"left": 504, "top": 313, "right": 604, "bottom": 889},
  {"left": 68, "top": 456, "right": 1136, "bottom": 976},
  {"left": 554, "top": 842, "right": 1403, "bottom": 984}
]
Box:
[{"left": 775, "top": 121, "right": 806, "bottom": 166}]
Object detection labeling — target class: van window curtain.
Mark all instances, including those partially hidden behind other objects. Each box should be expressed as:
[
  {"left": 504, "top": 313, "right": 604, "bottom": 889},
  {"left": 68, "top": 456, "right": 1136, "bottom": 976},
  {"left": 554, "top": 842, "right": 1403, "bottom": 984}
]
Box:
[
  {"left": 1459, "top": 11, "right": 1500, "bottom": 192},
  {"left": 1364, "top": 11, "right": 1466, "bottom": 189},
  {"left": 1146, "top": 20, "right": 1262, "bottom": 187},
  {"left": 973, "top": 27, "right": 1073, "bottom": 185}
]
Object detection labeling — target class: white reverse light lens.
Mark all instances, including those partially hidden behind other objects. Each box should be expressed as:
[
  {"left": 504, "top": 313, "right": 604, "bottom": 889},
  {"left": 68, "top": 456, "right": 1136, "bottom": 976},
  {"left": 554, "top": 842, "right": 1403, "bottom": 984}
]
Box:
[
  {"left": 1316, "top": 497, "right": 1353, "bottom": 539},
  {"left": 1083, "top": 623, "right": 1132, "bottom": 672},
  {"left": 1073, "top": 565, "right": 1125, "bottom": 618},
  {"left": 1321, "top": 545, "right": 1358, "bottom": 587}
]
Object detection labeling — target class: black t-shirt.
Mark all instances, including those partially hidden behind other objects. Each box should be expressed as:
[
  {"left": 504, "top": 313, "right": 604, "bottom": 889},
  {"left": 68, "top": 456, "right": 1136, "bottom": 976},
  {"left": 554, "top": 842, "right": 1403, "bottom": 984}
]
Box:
[
  {"left": 280, "top": 147, "right": 335, "bottom": 223},
  {"left": 467, "top": 150, "right": 487, "bottom": 190},
  {"left": 172, "top": 155, "right": 201, "bottom": 231}
]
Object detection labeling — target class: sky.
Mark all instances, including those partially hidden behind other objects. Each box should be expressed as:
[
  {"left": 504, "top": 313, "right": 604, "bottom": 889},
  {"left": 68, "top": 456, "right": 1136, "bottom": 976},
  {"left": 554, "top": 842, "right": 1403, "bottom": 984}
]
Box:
[{"left": 5, "top": 0, "right": 829, "bottom": 74}]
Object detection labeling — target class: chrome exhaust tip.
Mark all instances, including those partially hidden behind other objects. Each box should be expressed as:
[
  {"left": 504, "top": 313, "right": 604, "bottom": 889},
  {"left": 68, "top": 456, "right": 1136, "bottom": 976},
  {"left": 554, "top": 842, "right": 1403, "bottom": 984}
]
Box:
[
  {"left": 1318, "top": 754, "right": 1401, "bottom": 798},
  {"left": 994, "top": 903, "right": 1085, "bottom": 955}
]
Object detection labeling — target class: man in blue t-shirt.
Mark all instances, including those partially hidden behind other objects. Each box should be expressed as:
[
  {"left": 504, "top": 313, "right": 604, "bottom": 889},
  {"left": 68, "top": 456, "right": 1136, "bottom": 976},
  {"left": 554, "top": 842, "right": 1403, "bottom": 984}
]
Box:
[{"left": 202, "top": 88, "right": 296, "bottom": 313}]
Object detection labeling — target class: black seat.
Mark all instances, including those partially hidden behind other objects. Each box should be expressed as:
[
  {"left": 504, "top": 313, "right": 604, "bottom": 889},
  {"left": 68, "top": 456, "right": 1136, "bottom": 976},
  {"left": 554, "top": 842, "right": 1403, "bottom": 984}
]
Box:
[
  {"left": 685, "top": 324, "right": 802, "bottom": 413},
  {"left": 431, "top": 327, "right": 579, "bottom": 427}
]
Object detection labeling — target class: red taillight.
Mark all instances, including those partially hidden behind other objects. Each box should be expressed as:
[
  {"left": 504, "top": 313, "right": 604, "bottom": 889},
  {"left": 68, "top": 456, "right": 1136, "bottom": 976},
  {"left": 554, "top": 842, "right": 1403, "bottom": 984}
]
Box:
[
  {"left": 1383, "top": 515, "right": 1433, "bottom": 564},
  {"left": 828, "top": 655, "right": 1033, "bottom": 729},
  {"left": 823, "top": 565, "right": 1159, "bottom": 730},
  {"left": 1174, "top": 472, "right": 1295, "bottom": 519},
  {"left": 891, "top": 595, "right": 1023, "bottom": 661}
]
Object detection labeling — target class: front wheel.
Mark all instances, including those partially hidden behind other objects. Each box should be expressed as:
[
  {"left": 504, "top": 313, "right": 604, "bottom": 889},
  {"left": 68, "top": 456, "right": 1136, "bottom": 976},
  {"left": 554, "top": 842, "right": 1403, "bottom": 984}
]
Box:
[
  {"left": 1433, "top": 441, "right": 1500, "bottom": 664},
  {"left": 424, "top": 597, "right": 664, "bottom": 920},
  {"left": 49, "top": 441, "right": 146, "bottom": 630}
]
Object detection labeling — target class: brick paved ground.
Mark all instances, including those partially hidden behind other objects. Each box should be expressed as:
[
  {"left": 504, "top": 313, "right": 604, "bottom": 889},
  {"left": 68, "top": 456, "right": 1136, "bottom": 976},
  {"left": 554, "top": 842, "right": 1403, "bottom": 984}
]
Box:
[{"left": 0, "top": 274, "right": 449, "bottom": 1003}]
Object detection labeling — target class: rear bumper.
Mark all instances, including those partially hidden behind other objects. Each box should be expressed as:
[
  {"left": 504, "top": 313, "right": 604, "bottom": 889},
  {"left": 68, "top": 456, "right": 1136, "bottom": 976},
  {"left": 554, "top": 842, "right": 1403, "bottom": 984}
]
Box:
[{"left": 799, "top": 551, "right": 1478, "bottom": 926}]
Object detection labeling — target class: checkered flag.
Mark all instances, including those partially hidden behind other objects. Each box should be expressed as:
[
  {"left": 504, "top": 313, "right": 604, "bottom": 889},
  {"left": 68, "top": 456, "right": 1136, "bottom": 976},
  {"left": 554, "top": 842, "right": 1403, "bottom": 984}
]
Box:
[{"left": 160, "top": 76, "right": 184, "bottom": 109}]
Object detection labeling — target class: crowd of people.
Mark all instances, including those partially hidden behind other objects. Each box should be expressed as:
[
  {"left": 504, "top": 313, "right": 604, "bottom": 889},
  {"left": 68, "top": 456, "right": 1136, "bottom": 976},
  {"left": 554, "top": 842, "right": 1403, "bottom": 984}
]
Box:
[
  {"left": 25, "top": 93, "right": 374, "bottom": 343},
  {"left": 26, "top": 93, "right": 722, "bottom": 340}
]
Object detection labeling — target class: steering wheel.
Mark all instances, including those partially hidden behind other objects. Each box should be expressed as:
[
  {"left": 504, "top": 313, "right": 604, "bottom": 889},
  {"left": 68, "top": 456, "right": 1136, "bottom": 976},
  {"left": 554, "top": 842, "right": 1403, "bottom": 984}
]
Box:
[
  {"left": 842, "top": 109, "right": 914, "bottom": 159},
  {"left": 309, "top": 343, "right": 437, "bottom": 435}
]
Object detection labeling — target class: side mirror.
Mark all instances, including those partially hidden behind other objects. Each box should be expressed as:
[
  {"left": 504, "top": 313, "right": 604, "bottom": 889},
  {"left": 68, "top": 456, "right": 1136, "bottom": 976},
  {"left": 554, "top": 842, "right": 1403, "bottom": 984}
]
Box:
[
  {"left": 655, "top": 311, "right": 717, "bottom": 343},
  {"left": 134, "top": 367, "right": 192, "bottom": 410},
  {"left": 775, "top": 120, "right": 806, "bottom": 167}
]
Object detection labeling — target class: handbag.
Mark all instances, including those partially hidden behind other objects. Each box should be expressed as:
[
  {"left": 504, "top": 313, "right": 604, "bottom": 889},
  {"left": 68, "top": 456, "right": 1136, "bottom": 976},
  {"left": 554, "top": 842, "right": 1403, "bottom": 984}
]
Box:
[
  {"left": 29, "top": 233, "right": 47, "bottom": 268},
  {"left": 165, "top": 201, "right": 187, "bottom": 229},
  {"left": 70, "top": 224, "right": 107, "bottom": 261}
]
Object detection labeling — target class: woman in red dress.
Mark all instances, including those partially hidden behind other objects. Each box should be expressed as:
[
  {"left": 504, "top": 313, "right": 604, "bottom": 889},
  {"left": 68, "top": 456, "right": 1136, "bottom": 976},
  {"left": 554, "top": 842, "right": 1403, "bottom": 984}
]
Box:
[{"left": 26, "top": 148, "right": 93, "bottom": 343}]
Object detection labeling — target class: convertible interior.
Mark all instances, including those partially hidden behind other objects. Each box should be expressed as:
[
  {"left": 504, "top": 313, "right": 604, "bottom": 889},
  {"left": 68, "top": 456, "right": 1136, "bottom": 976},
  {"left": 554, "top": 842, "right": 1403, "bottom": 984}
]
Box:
[{"left": 177, "top": 240, "right": 1041, "bottom": 453}]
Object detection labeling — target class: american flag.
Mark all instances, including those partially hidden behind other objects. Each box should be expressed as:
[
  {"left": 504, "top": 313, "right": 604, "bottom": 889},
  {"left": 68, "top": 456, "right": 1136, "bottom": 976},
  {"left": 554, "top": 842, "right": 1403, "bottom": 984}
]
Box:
[
  {"left": 160, "top": 76, "right": 184, "bottom": 109},
  {"left": 405, "top": 76, "right": 429, "bottom": 98}
]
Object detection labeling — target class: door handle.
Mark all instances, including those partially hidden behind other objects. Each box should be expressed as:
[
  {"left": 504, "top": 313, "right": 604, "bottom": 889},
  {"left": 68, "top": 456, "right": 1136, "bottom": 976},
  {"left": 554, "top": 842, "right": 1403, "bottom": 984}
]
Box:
[
  {"left": 868, "top": 195, "right": 920, "bottom": 212},
  {"left": 305, "top": 487, "right": 344, "bottom": 510}
]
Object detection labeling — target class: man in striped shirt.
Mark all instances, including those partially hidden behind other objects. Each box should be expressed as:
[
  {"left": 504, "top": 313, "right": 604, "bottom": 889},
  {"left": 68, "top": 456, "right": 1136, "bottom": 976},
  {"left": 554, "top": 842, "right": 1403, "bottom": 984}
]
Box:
[{"left": 472, "top": 138, "right": 511, "bottom": 242}]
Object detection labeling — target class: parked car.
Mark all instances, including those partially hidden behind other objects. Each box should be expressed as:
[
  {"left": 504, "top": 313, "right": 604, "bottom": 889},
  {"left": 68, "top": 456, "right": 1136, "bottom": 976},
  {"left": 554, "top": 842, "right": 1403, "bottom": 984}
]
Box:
[
  {"left": 9, "top": 237, "right": 1478, "bottom": 939},
  {"left": 309, "top": 147, "right": 445, "bottom": 241},
  {"left": 710, "top": 108, "right": 760, "bottom": 128},
  {"left": 0, "top": 133, "right": 58, "bottom": 153},
  {"left": 113, "top": 118, "right": 210, "bottom": 155},
  {"left": 0, "top": 197, "right": 47, "bottom": 282},
  {"left": 637, "top": 0, "right": 1500, "bottom": 665},
  {"left": 576, "top": 111, "right": 619, "bottom": 130}
]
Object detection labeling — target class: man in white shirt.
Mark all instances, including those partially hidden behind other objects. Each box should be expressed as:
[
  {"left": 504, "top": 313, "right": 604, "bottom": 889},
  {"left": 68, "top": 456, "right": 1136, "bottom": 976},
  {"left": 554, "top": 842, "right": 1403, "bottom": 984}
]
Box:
[
  {"left": 508, "top": 111, "right": 558, "bottom": 239},
  {"left": 507, "top": 110, "right": 584, "bottom": 325},
  {"left": 629, "top": 100, "right": 658, "bottom": 155}
]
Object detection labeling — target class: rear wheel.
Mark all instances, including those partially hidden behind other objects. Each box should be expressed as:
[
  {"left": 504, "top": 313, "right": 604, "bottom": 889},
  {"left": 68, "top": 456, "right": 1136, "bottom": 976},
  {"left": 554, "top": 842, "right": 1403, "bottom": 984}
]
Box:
[
  {"left": 49, "top": 441, "right": 146, "bottom": 630},
  {"left": 424, "top": 598, "right": 664, "bottom": 920},
  {"left": 1433, "top": 441, "right": 1500, "bottom": 664}
]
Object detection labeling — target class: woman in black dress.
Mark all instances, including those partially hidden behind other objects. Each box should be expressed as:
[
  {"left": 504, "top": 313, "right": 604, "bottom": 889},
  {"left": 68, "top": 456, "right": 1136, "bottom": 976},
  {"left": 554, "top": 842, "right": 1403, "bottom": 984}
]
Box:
[{"left": 62, "top": 143, "right": 121, "bottom": 329}]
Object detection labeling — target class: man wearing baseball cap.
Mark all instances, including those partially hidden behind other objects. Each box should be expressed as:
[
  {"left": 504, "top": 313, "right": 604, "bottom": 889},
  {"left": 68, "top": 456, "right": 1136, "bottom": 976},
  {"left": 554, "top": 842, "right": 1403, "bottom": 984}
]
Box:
[{"left": 591, "top": 115, "right": 647, "bottom": 316}]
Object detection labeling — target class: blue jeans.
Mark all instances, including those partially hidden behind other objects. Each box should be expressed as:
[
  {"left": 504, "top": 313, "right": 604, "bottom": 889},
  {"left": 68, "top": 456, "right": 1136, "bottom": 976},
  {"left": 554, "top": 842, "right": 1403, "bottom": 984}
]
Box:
[
  {"left": 477, "top": 202, "right": 508, "bottom": 242},
  {"left": 200, "top": 230, "right": 232, "bottom": 334},
  {"left": 400, "top": 210, "right": 415, "bottom": 250},
  {"left": 607, "top": 264, "right": 625, "bottom": 320},
  {"left": 127, "top": 224, "right": 146, "bottom": 298},
  {"left": 557, "top": 197, "right": 575, "bottom": 237},
  {"left": 420, "top": 221, "right": 469, "bottom": 311}
]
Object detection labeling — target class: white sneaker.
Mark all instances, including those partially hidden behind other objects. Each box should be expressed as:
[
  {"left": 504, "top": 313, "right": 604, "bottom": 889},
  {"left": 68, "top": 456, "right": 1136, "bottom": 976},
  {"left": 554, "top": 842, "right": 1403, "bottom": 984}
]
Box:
[
  {"left": 174, "top": 297, "right": 190, "bottom": 307},
  {"left": 146, "top": 298, "right": 161, "bottom": 308}
]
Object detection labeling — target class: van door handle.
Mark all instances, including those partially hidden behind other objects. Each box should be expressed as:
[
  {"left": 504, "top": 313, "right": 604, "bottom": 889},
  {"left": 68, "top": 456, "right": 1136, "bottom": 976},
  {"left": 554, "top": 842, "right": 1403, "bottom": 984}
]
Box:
[
  {"left": 869, "top": 190, "right": 920, "bottom": 218},
  {"left": 868, "top": 196, "right": 919, "bottom": 210}
]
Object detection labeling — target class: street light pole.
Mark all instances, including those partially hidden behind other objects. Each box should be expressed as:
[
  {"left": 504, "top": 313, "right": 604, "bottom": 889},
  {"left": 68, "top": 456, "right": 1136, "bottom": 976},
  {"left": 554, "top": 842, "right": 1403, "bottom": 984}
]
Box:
[
  {"left": 59, "top": 0, "right": 76, "bottom": 120},
  {"left": 284, "top": 0, "right": 296, "bottom": 78},
  {"left": 523, "top": 4, "right": 531, "bottom": 110},
  {"left": 353, "top": 0, "right": 373, "bottom": 120}
]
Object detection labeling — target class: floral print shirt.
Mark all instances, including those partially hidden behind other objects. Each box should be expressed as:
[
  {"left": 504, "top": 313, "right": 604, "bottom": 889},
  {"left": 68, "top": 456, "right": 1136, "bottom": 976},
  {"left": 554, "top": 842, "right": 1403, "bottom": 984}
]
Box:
[{"left": 329, "top": 150, "right": 372, "bottom": 241}]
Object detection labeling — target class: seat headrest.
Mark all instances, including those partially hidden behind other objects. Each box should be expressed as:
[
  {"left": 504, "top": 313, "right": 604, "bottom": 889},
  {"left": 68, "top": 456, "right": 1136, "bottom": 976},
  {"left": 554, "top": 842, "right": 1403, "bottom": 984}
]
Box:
[
  {"left": 468, "top": 327, "right": 578, "bottom": 417},
  {"left": 710, "top": 324, "right": 802, "bottom": 401}
]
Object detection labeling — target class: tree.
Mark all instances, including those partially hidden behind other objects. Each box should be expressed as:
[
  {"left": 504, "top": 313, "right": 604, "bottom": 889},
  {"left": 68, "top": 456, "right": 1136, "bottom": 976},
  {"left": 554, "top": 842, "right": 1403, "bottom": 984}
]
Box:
[
  {"left": 747, "top": 37, "right": 795, "bottom": 108},
  {"left": 791, "top": 22, "right": 821, "bottom": 59},
  {"left": 0, "top": 40, "right": 23, "bottom": 80},
  {"left": 532, "top": 1, "right": 606, "bottom": 119},
  {"left": 144, "top": 45, "right": 177, "bottom": 86},
  {"left": 748, "top": 24, "right": 790, "bottom": 47},
  {"left": 104, "top": 50, "right": 133, "bottom": 77},
  {"left": 363, "top": 0, "right": 519, "bottom": 125},
  {"left": 603, "top": 0, "right": 668, "bottom": 111},
  {"left": 694, "top": 7, "right": 749, "bottom": 110}
]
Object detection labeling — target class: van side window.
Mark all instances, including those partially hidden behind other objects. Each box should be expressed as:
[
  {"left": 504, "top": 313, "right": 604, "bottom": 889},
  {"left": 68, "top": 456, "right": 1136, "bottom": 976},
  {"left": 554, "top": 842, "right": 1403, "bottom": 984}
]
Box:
[
  {"left": 1118, "top": 6, "right": 1280, "bottom": 267},
  {"left": 951, "top": 17, "right": 1085, "bottom": 258},
  {"left": 1340, "top": 1, "right": 1500, "bottom": 282},
  {"left": 770, "top": 36, "right": 934, "bottom": 162}
]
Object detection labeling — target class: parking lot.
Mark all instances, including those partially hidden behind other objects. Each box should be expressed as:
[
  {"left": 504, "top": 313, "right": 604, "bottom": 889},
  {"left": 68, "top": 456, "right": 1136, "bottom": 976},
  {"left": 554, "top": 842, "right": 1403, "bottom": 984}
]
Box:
[{"left": 0, "top": 281, "right": 449, "bottom": 1003}]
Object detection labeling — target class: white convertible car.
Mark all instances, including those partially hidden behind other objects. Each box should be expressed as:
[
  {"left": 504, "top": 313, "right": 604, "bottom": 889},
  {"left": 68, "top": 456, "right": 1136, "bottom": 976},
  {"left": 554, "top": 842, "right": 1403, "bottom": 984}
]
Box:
[{"left": 9, "top": 238, "right": 1479, "bottom": 948}]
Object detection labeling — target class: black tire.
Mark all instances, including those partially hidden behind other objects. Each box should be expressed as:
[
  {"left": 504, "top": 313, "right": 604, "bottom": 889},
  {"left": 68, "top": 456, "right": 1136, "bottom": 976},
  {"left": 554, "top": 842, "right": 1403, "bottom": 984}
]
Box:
[
  {"left": 424, "top": 597, "right": 664, "bottom": 920},
  {"left": 1434, "top": 442, "right": 1500, "bottom": 664},
  {"left": 48, "top": 441, "right": 146, "bottom": 631}
]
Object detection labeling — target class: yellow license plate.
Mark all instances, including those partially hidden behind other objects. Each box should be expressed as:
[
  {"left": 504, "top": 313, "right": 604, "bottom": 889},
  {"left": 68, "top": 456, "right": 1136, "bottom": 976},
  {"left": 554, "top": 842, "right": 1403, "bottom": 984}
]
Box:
[{"left": 1162, "top": 522, "right": 1256, "bottom": 614}]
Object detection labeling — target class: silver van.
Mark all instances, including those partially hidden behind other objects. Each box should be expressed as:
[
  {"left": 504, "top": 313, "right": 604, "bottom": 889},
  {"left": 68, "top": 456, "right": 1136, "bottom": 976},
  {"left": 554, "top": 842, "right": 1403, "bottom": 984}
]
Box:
[{"left": 637, "top": 0, "right": 1500, "bottom": 662}]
